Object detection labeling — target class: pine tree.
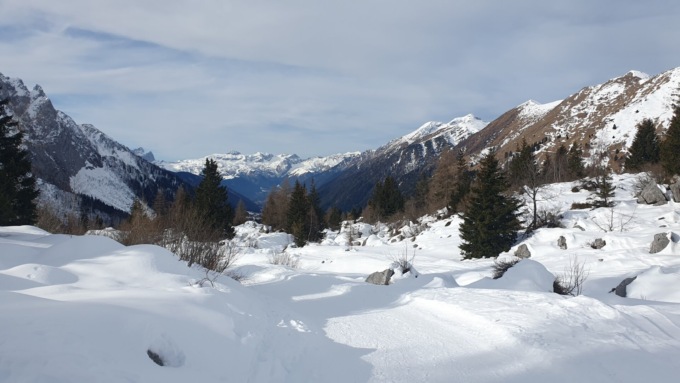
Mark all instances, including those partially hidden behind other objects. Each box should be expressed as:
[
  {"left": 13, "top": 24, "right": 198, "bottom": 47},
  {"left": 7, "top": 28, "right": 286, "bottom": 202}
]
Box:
[
  {"left": 449, "top": 150, "right": 472, "bottom": 213},
  {"left": 306, "top": 180, "right": 324, "bottom": 242},
  {"left": 593, "top": 166, "right": 615, "bottom": 207},
  {"left": 324, "top": 207, "right": 342, "bottom": 231},
  {"left": 0, "top": 95, "right": 38, "bottom": 225},
  {"left": 287, "top": 180, "right": 309, "bottom": 247},
  {"left": 459, "top": 150, "right": 522, "bottom": 259},
  {"left": 625, "top": 118, "right": 660, "bottom": 171},
  {"left": 567, "top": 143, "right": 585, "bottom": 180},
  {"left": 368, "top": 175, "right": 404, "bottom": 221},
  {"left": 661, "top": 105, "right": 680, "bottom": 176},
  {"left": 194, "top": 158, "right": 234, "bottom": 239}
]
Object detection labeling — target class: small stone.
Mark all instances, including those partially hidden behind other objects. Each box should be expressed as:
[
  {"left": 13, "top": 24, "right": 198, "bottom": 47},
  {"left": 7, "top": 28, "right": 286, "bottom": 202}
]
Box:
[
  {"left": 514, "top": 244, "right": 531, "bottom": 259},
  {"left": 650, "top": 233, "right": 670, "bottom": 254},
  {"left": 557, "top": 236, "right": 567, "bottom": 250},
  {"left": 591, "top": 238, "right": 606, "bottom": 249},
  {"left": 366, "top": 269, "right": 395, "bottom": 285}
]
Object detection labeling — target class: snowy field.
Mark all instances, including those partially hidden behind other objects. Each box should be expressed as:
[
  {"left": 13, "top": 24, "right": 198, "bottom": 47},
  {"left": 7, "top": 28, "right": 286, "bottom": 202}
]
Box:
[{"left": 2, "top": 173, "right": 680, "bottom": 382}]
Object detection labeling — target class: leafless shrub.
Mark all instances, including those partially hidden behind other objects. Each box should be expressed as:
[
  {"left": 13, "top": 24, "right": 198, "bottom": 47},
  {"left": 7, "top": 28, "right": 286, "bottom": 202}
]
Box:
[
  {"left": 554, "top": 256, "right": 589, "bottom": 296},
  {"left": 388, "top": 245, "right": 416, "bottom": 275},
  {"left": 492, "top": 258, "right": 521, "bottom": 279},
  {"left": 268, "top": 252, "right": 300, "bottom": 268},
  {"left": 591, "top": 206, "right": 636, "bottom": 233},
  {"left": 570, "top": 202, "right": 595, "bottom": 210},
  {"left": 35, "top": 202, "right": 88, "bottom": 235}
]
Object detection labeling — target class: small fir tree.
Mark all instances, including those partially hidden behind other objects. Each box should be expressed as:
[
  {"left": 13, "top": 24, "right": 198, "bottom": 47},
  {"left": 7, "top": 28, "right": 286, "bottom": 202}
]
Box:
[
  {"left": 449, "top": 149, "right": 472, "bottom": 213},
  {"left": 567, "top": 143, "right": 585, "bottom": 180},
  {"left": 194, "top": 158, "right": 234, "bottom": 239},
  {"left": 593, "top": 166, "right": 615, "bottom": 207},
  {"left": 368, "top": 175, "right": 404, "bottom": 221},
  {"left": 287, "top": 181, "right": 309, "bottom": 247},
  {"left": 459, "top": 150, "right": 522, "bottom": 259},
  {"left": 306, "top": 180, "right": 324, "bottom": 242},
  {"left": 0, "top": 95, "right": 38, "bottom": 225},
  {"left": 661, "top": 105, "right": 680, "bottom": 176},
  {"left": 626, "top": 118, "right": 660, "bottom": 171}
]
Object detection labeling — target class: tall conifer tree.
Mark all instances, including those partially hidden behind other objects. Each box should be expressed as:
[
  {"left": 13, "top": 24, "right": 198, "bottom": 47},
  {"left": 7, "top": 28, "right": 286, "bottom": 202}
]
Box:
[
  {"left": 0, "top": 95, "right": 38, "bottom": 225},
  {"left": 459, "top": 150, "right": 522, "bottom": 259},
  {"left": 626, "top": 118, "right": 660, "bottom": 171},
  {"left": 661, "top": 105, "right": 680, "bottom": 175},
  {"left": 194, "top": 158, "right": 234, "bottom": 239}
]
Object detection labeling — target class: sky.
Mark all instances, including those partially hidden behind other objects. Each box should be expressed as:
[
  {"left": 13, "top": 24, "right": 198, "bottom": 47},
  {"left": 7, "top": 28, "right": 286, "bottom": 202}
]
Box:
[{"left": 1, "top": 1, "right": 679, "bottom": 161}]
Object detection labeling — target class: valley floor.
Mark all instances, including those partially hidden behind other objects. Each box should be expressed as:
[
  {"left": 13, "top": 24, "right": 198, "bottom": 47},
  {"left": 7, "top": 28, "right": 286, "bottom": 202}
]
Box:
[{"left": 2, "top": 174, "right": 680, "bottom": 382}]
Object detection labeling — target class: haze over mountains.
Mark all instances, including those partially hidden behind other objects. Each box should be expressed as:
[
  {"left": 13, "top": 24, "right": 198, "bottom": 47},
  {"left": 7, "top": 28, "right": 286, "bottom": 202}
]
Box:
[{"left": 2, "top": 66, "right": 679, "bottom": 215}]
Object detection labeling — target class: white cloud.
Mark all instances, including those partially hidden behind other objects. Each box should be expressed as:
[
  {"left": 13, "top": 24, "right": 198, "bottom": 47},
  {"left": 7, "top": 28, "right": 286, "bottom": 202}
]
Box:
[{"left": 1, "top": 0, "right": 679, "bottom": 160}]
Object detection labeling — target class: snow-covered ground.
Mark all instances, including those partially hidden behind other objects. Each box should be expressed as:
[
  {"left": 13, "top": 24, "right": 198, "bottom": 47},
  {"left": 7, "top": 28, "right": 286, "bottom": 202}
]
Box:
[{"left": 2, "top": 173, "right": 680, "bottom": 382}]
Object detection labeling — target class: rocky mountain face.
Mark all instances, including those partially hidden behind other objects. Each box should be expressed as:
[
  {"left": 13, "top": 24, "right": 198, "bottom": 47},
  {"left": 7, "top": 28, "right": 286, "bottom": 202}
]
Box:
[
  {"left": 0, "top": 73, "right": 254, "bottom": 223},
  {"left": 459, "top": 68, "right": 680, "bottom": 170},
  {"left": 318, "top": 114, "right": 487, "bottom": 210}
]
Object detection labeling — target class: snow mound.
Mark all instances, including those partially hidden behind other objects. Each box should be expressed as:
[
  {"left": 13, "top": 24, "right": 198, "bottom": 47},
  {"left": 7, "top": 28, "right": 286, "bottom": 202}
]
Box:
[
  {"left": 470, "top": 259, "right": 556, "bottom": 293},
  {"left": 626, "top": 266, "right": 680, "bottom": 303}
]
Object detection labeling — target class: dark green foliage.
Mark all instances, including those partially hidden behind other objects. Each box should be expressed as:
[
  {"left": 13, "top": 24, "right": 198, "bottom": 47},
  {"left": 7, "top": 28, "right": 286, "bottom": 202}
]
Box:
[
  {"left": 368, "top": 176, "right": 404, "bottom": 220},
  {"left": 287, "top": 181, "right": 310, "bottom": 247},
  {"left": 306, "top": 180, "right": 324, "bottom": 243},
  {"left": 459, "top": 150, "right": 522, "bottom": 260},
  {"left": 325, "top": 206, "right": 342, "bottom": 231},
  {"left": 449, "top": 150, "right": 472, "bottom": 212},
  {"left": 593, "top": 166, "right": 615, "bottom": 207},
  {"left": 661, "top": 105, "right": 680, "bottom": 175},
  {"left": 508, "top": 139, "right": 534, "bottom": 189},
  {"left": 194, "top": 158, "right": 234, "bottom": 239},
  {"left": 0, "top": 96, "right": 38, "bottom": 225},
  {"left": 567, "top": 143, "right": 585, "bottom": 179},
  {"left": 625, "top": 118, "right": 660, "bottom": 171}
]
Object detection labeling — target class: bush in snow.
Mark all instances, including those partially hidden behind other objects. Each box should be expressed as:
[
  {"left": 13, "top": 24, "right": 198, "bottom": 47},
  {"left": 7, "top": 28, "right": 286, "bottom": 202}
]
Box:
[
  {"left": 269, "top": 252, "right": 300, "bottom": 269},
  {"left": 389, "top": 246, "right": 417, "bottom": 276},
  {"left": 492, "top": 258, "right": 521, "bottom": 279},
  {"left": 554, "top": 256, "right": 589, "bottom": 296}
]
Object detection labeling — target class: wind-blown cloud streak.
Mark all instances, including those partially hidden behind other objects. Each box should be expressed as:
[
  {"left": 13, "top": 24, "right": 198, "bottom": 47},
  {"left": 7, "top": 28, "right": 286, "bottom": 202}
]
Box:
[{"left": 0, "top": 0, "right": 679, "bottom": 160}]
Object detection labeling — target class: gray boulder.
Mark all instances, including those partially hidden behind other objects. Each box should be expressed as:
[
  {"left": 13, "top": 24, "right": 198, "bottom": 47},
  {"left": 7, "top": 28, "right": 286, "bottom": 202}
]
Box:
[
  {"left": 670, "top": 177, "right": 680, "bottom": 203},
  {"left": 366, "top": 269, "right": 395, "bottom": 285},
  {"left": 637, "top": 180, "right": 667, "bottom": 206},
  {"left": 612, "top": 276, "right": 637, "bottom": 297},
  {"left": 514, "top": 244, "right": 531, "bottom": 259},
  {"left": 557, "top": 236, "right": 567, "bottom": 250},
  {"left": 591, "top": 238, "right": 606, "bottom": 249},
  {"left": 650, "top": 233, "right": 670, "bottom": 254}
]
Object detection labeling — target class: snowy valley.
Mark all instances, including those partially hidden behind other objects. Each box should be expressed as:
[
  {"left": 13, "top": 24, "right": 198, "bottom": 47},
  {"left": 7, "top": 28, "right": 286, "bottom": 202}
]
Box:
[{"left": 2, "top": 174, "right": 680, "bottom": 382}]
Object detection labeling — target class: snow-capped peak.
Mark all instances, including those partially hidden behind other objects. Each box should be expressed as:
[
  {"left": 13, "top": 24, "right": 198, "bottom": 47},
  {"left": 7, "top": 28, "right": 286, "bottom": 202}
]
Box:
[{"left": 388, "top": 114, "right": 488, "bottom": 149}]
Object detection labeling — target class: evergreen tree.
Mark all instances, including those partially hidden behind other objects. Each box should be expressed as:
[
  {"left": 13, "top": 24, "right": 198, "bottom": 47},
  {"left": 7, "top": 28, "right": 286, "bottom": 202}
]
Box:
[
  {"left": 625, "top": 118, "right": 660, "bottom": 171},
  {"left": 0, "top": 95, "right": 38, "bottom": 225},
  {"left": 324, "top": 207, "right": 342, "bottom": 231},
  {"left": 593, "top": 166, "right": 615, "bottom": 207},
  {"left": 459, "top": 150, "right": 522, "bottom": 259},
  {"left": 567, "top": 143, "right": 585, "bottom": 180},
  {"left": 449, "top": 150, "right": 472, "bottom": 213},
  {"left": 368, "top": 175, "right": 404, "bottom": 221},
  {"left": 287, "top": 180, "right": 309, "bottom": 247},
  {"left": 508, "top": 139, "right": 534, "bottom": 190},
  {"left": 661, "top": 105, "right": 680, "bottom": 175},
  {"left": 194, "top": 158, "right": 234, "bottom": 239},
  {"left": 306, "top": 180, "right": 324, "bottom": 242}
]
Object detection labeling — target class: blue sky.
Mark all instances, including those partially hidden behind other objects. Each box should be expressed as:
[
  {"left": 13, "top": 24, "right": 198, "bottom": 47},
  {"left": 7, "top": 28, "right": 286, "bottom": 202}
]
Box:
[{"left": 1, "top": 0, "right": 679, "bottom": 161}]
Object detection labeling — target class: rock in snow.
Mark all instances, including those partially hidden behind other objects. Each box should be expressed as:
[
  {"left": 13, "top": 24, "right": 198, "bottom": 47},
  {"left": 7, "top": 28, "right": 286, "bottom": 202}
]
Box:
[
  {"left": 612, "top": 276, "right": 638, "bottom": 297},
  {"left": 650, "top": 233, "right": 671, "bottom": 254},
  {"left": 558, "top": 236, "right": 567, "bottom": 250},
  {"left": 637, "top": 180, "right": 667, "bottom": 206},
  {"left": 514, "top": 244, "right": 531, "bottom": 259},
  {"left": 591, "top": 238, "right": 607, "bottom": 249},
  {"left": 366, "top": 269, "right": 395, "bottom": 285}
]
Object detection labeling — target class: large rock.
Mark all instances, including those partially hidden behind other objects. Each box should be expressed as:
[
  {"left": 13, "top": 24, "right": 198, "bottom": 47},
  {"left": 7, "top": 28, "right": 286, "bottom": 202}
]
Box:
[
  {"left": 612, "top": 276, "right": 637, "bottom": 297},
  {"left": 650, "top": 232, "right": 671, "bottom": 254},
  {"left": 514, "top": 244, "right": 531, "bottom": 259},
  {"left": 557, "top": 236, "right": 567, "bottom": 250},
  {"left": 670, "top": 176, "right": 680, "bottom": 203},
  {"left": 366, "top": 269, "right": 395, "bottom": 285},
  {"left": 591, "top": 238, "right": 606, "bottom": 249},
  {"left": 637, "top": 180, "right": 667, "bottom": 205}
]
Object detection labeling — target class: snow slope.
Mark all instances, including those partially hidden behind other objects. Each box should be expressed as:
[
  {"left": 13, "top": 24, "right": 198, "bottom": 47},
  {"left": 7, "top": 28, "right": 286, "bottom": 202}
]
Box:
[{"left": 2, "top": 173, "right": 680, "bottom": 382}]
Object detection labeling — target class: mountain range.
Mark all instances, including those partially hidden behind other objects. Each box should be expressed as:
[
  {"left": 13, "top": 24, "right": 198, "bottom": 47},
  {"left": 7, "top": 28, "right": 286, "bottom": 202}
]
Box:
[{"left": 2, "top": 66, "right": 679, "bottom": 216}]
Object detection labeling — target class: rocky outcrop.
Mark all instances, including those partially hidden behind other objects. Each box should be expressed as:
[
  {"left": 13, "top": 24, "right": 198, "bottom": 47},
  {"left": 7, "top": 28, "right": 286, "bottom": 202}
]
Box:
[
  {"left": 514, "top": 244, "right": 531, "bottom": 259},
  {"left": 650, "top": 233, "right": 671, "bottom": 254},
  {"left": 366, "top": 269, "right": 395, "bottom": 285},
  {"left": 637, "top": 180, "right": 667, "bottom": 206}
]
